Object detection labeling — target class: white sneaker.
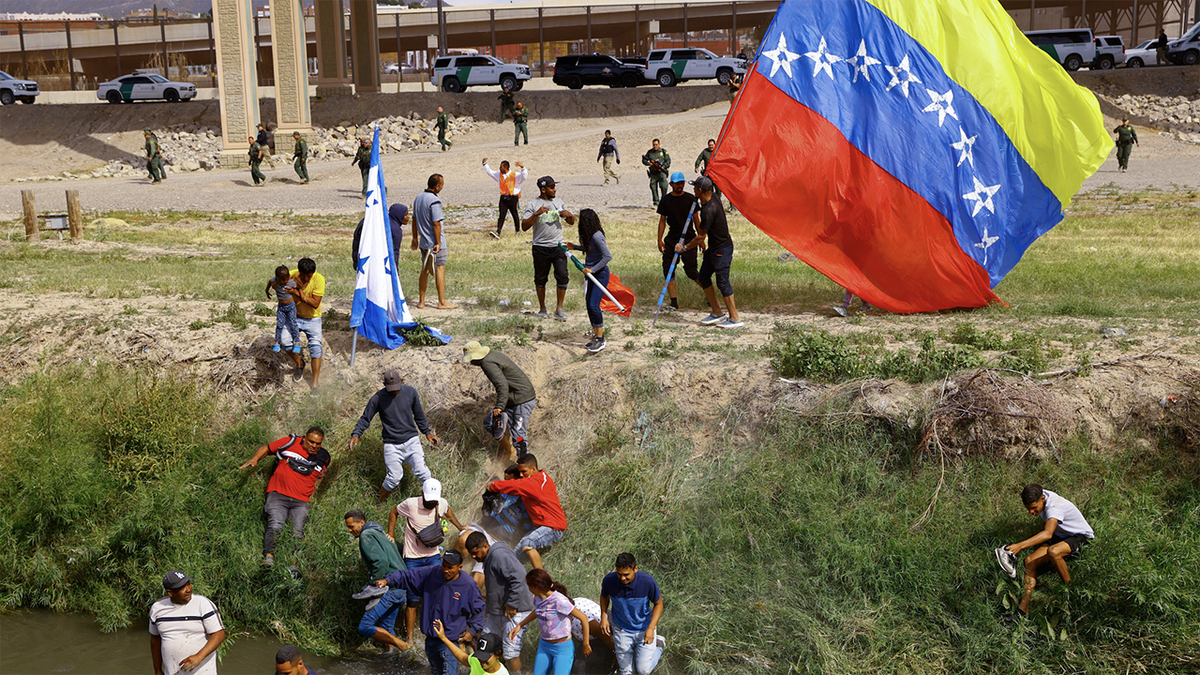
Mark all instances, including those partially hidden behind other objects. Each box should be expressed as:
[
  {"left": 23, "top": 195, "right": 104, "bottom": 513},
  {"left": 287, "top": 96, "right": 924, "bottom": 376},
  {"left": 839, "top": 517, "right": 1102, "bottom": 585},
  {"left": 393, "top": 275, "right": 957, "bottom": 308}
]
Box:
[
  {"left": 700, "top": 313, "right": 726, "bottom": 325},
  {"left": 994, "top": 546, "right": 1018, "bottom": 579},
  {"left": 716, "top": 318, "right": 744, "bottom": 329},
  {"left": 655, "top": 634, "right": 665, "bottom": 650},
  {"left": 489, "top": 231, "right": 501, "bottom": 240},
  {"left": 833, "top": 304, "right": 848, "bottom": 317}
]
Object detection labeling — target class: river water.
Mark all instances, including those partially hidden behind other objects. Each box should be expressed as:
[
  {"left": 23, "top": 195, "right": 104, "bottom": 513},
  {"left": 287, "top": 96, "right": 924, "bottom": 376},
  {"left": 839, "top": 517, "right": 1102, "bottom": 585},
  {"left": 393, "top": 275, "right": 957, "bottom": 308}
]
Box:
[{"left": 0, "top": 611, "right": 420, "bottom": 675}]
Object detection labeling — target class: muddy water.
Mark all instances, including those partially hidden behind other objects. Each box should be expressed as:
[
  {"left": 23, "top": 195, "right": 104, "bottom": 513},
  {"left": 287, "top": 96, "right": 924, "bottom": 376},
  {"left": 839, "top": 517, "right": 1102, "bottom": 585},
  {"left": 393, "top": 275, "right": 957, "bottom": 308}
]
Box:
[{"left": 0, "top": 611, "right": 420, "bottom": 675}]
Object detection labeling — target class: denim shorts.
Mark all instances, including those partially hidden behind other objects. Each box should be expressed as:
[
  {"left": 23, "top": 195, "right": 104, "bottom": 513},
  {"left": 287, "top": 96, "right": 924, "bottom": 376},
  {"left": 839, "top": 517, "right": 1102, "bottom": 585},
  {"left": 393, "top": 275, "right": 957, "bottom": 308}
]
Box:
[
  {"left": 517, "top": 525, "right": 563, "bottom": 553},
  {"left": 279, "top": 316, "right": 323, "bottom": 358}
]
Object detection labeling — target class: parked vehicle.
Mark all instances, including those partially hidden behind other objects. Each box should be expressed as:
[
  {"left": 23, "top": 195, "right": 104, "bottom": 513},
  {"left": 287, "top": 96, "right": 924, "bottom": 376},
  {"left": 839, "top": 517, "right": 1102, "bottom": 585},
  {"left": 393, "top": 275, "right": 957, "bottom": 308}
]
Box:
[
  {"left": 1092, "top": 35, "right": 1125, "bottom": 69},
  {"left": 1167, "top": 21, "right": 1200, "bottom": 65},
  {"left": 619, "top": 56, "right": 648, "bottom": 68},
  {"left": 553, "top": 54, "right": 645, "bottom": 89},
  {"left": 644, "top": 48, "right": 747, "bottom": 87},
  {"left": 431, "top": 55, "right": 531, "bottom": 93},
  {"left": 0, "top": 70, "right": 39, "bottom": 104},
  {"left": 1124, "top": 39, "right": 1166, "bottom": 67},
  {"left": 97, "top": 73, "right": 196, "bottom": 103},
  {"left": 382, "top": 62, "right": 419, "bottom": 75},
  {"left": 1023, "top": 28, "right": 1096, "bottom": 71}
]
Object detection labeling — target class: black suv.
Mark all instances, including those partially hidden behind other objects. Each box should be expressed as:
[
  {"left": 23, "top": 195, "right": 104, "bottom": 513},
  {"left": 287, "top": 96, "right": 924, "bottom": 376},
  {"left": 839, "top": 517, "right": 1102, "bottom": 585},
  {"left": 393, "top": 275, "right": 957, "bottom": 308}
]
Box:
[{"left": 553, "top": 54, "right": 644, "bottom": 89}]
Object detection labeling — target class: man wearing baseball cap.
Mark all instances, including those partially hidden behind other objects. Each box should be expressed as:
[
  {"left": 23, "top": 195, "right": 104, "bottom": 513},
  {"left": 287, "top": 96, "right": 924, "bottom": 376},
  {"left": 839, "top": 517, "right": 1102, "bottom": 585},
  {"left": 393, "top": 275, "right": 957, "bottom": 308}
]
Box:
[
  {"left": 675, "top": 176, "right": 743, "bottom": 328},
  {"left": 521, "top": 176, "right": 576, "bottom": 321},
  {"left": 656, "top": 171, "right": 701, "bottom": 311},
  {"left": 350, "top": 369, "right": 440, "bottom": 504},
  {"left": 380, "top": 549, "right": 486, "bottom": 675},
  {"left": 463, "top": 341, "right": 537, "bottom": 460},
  {"left": 432, "top": 623, "right": 508, "bottom": 675},
  {"left": 149, "top": 571, "right": 226, "bottom": 675}
]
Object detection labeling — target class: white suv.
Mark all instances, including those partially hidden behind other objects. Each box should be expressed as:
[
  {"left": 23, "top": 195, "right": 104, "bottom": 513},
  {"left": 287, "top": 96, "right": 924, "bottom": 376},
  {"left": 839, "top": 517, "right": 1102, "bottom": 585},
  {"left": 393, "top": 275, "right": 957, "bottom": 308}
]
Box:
[
  {"left": 0, "top": 70, "right": 39, "bottom": 105},
  {"left": 1092, "top": 35, "right": 1125, "bottom": 69},
  {"left": 644, "top": 48, "right": 747, "bottom": 87},
  {"left": 97, "top": 73, "right": 197, "bottom": 103},
  {"left": 431, "top": 55, "right": 531, "bottom": 93}
]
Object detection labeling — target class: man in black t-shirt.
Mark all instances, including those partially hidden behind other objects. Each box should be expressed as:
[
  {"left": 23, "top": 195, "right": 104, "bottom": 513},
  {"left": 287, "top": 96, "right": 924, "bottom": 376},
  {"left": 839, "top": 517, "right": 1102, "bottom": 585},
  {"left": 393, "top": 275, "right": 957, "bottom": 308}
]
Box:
[
  {"left": 675, "top": 176, "right": 742, "bottom": 328},
  {"left": 655, "top": 171, "right": 700, "bottom": 310}
]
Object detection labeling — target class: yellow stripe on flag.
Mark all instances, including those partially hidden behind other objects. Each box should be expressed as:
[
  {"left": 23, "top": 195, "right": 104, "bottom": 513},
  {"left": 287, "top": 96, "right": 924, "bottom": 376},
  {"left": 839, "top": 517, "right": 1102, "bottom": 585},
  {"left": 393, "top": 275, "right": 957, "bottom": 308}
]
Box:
[{"left": 866, "top": 0, "right": 1110, "bottom": 210}]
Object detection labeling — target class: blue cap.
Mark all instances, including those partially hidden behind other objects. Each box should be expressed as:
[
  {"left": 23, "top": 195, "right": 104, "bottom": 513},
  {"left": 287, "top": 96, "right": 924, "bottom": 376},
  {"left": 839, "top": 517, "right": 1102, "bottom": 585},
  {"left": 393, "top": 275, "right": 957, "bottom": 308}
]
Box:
[{"left": 669, "top": 171, "right": 686, "bottom": 183}]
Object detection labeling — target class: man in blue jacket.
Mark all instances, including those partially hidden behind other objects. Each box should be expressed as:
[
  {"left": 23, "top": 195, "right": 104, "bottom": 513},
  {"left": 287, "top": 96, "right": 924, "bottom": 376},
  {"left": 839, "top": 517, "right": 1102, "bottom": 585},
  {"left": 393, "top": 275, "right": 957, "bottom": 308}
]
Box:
[
  {"left": 379, "top": 549, "right": 485, "bottom": 675},
  {"left": 345, "top": 509, "right": 409, "bottom": 653}
]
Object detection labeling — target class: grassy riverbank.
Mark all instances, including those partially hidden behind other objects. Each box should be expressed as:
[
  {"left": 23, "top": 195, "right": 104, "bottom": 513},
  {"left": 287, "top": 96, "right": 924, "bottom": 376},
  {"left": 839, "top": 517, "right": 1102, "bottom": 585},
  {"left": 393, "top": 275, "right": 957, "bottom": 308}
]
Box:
[{"left": 2, "top": 364, "right": 1199, "bottom": 673}]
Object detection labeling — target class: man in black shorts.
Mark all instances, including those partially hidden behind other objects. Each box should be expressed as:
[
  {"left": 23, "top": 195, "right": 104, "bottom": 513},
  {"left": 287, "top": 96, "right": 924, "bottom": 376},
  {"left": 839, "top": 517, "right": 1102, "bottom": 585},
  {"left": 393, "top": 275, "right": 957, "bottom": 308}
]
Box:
[
  {"left": 521, "top": 176, "right": 575, "bottom": 321},
  {"left": 675, "top": 176, "right": 742, "bottom": 328},
  {"left": 995, "top": 483, "right": 1095, "bottom": 618},
  {"left": 656, "top": 171, "right": 700, "bottom": 311}
]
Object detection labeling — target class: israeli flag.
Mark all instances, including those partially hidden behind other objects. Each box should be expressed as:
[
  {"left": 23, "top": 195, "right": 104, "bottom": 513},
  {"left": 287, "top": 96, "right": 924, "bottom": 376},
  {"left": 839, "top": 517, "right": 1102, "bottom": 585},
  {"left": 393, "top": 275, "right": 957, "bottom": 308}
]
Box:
[{"left": 350, "top": 125, "right": 451, "bottom": 347}]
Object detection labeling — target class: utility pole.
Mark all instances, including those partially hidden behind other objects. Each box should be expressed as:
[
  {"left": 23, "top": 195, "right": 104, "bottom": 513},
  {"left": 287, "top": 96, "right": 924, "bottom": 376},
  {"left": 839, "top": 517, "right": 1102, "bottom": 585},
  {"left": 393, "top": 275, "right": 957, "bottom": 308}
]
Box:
[{"left": 436, "top": 0, "right": 446, "bottom": 56}]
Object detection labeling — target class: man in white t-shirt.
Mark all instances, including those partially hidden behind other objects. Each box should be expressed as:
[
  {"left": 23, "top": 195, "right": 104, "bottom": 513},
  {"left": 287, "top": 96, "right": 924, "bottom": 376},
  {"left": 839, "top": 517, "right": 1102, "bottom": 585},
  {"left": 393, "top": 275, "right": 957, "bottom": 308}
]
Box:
[
  {"left": 386, "top": 479, "right": 465, "bottom": 644},
  {"left": 994, "top": 483, "right": 1095, "bottom": 617},
  {"left": 520, "top": 176, "right": 575, "bottom": 321},
  {"left": 149, "top": 570, "right": 227, "bottom": 675}
]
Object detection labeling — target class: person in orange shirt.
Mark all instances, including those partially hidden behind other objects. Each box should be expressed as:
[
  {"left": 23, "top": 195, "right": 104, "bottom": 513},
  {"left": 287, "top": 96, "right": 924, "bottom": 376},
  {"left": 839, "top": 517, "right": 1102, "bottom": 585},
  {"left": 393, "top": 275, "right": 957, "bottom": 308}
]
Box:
[
  {"left": 487, "top": 453, "right": 565, "bottom": 570},
  {"left": 483, "top": 158, "right": 528, "bottom": 239}
]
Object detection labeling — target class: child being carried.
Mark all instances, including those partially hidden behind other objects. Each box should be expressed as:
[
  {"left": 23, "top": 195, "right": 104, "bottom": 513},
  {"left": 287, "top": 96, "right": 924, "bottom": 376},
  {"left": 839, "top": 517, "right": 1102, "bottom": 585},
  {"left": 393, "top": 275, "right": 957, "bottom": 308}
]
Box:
[{"left": 265, "top": 265, "right": 301, "bottom": 353}]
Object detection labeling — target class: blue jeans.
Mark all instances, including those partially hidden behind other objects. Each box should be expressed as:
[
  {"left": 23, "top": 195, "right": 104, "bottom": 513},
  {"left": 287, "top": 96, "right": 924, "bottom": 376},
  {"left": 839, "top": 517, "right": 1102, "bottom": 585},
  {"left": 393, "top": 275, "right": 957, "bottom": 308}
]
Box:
[
  {"left": 585, "top": 268, "right": 610, "bottom": 328},
  {"left": 612, "top": 625, "right": 664, "bottom": 675},
  {"left": 279, "top": 316, "right": 323, "bottom": 358},
  {"left": 357, "top": 588, "right": 405, "bottom": 638},
  {"left": 532, "top": 637, "right": 575, "bottom": 675},
  {"left": 275, "top": 301, "right": 299, "bottom": 345},
  {"left": 425, "top": 635, "right": 460, "bottom": 675}
]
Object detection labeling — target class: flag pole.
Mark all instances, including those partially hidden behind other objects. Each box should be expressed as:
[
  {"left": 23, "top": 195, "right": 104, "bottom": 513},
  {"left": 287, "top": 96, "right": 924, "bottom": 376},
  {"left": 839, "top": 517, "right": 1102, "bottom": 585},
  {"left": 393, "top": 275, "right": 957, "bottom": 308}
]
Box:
[
  {"left": 558, "top": 244, "right": 625, "bottom": 311},
  {"left": 652, "top": 199, "right": 699, "bottom": 327},
  {"left": 350, "top": 331, "right": 358, "bottom": 367}
]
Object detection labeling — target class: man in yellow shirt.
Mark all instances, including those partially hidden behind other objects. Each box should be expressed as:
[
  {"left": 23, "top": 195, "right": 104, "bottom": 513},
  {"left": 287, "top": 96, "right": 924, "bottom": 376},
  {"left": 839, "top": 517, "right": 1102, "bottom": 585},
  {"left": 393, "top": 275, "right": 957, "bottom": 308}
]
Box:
[{"left": 280, "top": 257, "right": 326, "bottom": 387}]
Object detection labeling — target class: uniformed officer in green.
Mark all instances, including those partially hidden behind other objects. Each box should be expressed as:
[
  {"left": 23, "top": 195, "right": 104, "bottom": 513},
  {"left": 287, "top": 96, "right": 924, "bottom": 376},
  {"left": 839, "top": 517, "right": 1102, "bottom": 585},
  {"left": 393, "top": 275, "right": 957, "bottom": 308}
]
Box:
[
  {"left": 642, "top": 139, "right": 671, "bottom": 206},
  {"left": 291, "top": 131, "right": 309, "bottom": 183},
  {"left": 498, "top": 86, "right": 515, "bottom": 122},
  {"left": 143, "top": 128, "right": 165, "bottom": 184},
  {"left": 248, "top": 135, "right": 266, "bottom": 186},
  {"left": 436, "top": 106, "right": 452, "bottom": 152},
  {"left": 512, "top": 102, "right": 529, "bottom": 146},
  {"left": 352, "top": 137, "right": 371, "bottom": 196},
  {"left": 1113, "top": 117, "right": 1138, "bottom": 173},
  {"left": 695, "top": 138, "right": 725, "bottom": 208}
]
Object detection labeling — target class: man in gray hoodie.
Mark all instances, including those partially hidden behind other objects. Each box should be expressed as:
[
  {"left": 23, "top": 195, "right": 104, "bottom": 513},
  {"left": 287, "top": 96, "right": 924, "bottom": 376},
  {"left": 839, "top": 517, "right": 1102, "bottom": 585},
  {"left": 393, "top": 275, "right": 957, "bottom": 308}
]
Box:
[
  {"left": 466, "top": 531, "right": 534, "bottom": 674},
  {"left": 345, "top": 509, "right": 409, "bottom": 652}
]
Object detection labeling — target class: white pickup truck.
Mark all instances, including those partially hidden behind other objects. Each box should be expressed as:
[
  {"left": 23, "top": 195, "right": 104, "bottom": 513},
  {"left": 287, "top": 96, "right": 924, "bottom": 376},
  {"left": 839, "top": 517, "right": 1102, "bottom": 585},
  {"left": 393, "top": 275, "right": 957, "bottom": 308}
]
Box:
[{"left": 643, "top": 48, "right": 747, "bottom": 87}]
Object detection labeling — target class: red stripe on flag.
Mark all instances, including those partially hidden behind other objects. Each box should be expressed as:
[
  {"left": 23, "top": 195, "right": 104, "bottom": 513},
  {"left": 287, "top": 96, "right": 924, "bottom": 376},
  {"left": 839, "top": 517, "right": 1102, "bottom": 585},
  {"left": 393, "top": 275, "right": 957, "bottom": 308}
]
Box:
[
  {"left": 600, "top": 273, "right": 635, "bottom": 317},
  {"left": 708, "top": 67, "right": 999, "bottom": 313}
]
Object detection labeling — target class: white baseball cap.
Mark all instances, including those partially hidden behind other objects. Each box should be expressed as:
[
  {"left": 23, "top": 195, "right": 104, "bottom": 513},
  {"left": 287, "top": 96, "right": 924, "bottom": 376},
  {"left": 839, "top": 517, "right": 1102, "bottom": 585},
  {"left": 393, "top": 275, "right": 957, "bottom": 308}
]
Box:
[{"left": 422, "top": 479, "right": 442, "bottom": 501}]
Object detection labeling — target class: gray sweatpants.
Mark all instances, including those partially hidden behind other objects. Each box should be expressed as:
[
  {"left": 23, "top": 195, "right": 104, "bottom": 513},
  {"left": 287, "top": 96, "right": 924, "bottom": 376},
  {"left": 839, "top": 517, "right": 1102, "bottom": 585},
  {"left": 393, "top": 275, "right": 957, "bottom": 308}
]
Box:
[{"left": 264, "top": 491, "right": 311, "bottom": 555}]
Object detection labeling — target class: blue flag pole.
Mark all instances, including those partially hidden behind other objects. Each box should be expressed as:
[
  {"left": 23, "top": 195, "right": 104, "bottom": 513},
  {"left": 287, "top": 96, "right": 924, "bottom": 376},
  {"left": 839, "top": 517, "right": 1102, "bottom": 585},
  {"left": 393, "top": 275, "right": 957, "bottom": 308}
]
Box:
[{"left": 652, "top": 199, "right": 699, "bottom": 327}]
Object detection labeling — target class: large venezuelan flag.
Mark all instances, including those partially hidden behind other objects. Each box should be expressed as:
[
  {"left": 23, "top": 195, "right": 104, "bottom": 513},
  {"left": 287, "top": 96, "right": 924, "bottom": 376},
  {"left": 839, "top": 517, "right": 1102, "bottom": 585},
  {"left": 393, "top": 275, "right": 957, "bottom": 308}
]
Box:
[{"left": 707, "top": 0, "right": 1111, "bottom": 313}]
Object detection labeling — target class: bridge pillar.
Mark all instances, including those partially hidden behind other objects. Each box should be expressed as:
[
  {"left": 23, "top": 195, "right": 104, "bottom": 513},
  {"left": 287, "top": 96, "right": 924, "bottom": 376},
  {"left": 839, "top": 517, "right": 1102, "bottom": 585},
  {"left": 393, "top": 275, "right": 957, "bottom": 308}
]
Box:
[
  {"left": 314, "top": 0, "right": 352, "bottom": 96},
  {"left": 269, "top": 0, "right": 312, "bottom": 139},
  {"left": 212, "top": 0, "right": 258, "bottom": 169},
  {"left": 350, "top": 0, "right": 381, "bottom": 93}
]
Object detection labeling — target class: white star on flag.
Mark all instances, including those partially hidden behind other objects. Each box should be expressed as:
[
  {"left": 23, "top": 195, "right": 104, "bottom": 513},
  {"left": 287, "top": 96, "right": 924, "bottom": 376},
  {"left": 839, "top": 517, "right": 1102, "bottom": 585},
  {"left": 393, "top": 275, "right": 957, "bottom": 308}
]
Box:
[
  {"left": 803, "top": 36, "right": 842, "bottom": 79},
  {"left": 884, "top": 55, "right": 921, "bottom": 98},
  {"left": 763, "top": 33, "right": 801, "bottom": 78},
  {"left": 962, "top": 176, "right": 1002, "bottom": 217},
  {"left": 922, "top": 89, "right": 958, "bottom": 126},
  {"left": 974, "top": 227, "right": 1000, "bottom": 264},
  {"left": 847, "top": 40, "right": 880, "bottom": 83},
  {"left": 951, "top": 128, "right": 977, "bottom": 167}
]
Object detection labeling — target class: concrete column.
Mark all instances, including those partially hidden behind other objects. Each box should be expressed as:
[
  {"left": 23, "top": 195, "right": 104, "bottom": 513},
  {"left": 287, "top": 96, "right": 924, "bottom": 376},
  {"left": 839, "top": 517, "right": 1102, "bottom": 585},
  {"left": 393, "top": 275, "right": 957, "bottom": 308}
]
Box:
[
  {"left": 269, "top": 0, "right": 312, "bottom": 138},
  {"left": 212, "top": 0, "right": 258, "bottom": 169},
  {"left": 314, "top": 0, "right": 352, "bottom": 96},
  {"left": 350, "top": 0, "right": 381, "bottom": 93}
]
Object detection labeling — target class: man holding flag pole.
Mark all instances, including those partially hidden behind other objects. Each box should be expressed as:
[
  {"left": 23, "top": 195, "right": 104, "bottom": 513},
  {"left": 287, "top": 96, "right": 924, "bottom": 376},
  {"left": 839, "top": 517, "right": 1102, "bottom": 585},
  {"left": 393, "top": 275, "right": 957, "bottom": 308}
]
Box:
[
  {"left": 349, "top": 125, "right": 451, "bottom": 368},
  {"left": 655, "top": 172, "right": 701, "bottom": 313}
]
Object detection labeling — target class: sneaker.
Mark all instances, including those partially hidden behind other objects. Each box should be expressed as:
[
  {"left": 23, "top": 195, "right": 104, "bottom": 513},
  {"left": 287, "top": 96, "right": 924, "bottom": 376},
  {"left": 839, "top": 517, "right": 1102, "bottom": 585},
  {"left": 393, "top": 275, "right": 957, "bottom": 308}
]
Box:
[
  {"left": 352, "top": 584, "right": 389, "bottom": 600},
  {"left": 291, "top": 366, "right": 304, "bottom": 382},
  {"left": 700, "top": 313, "right": 726, "bottom": 325},
  {"left": 716, "top": 318, "right": 744, "bottom": 329},
  {"left": 537, "top": 309, "right": 548, "bottom": 319},
  {"left": 655, "top": 634, "right": 666, "bottom": 650},
  {"left": 994, "top": 547, "right": 1018, "bottom": 579},
  {"left": 489, "top": 231, "right": 501, "bottom": 240},
  {"left": 272, "top": 344, "right": 281, "bottom": 353},
  {"left": 833, "top": 305, "right": 848, "bottom": 317},
  {"left": 289, "top": 565, "right": 302, "bottom": 580},
  {"left": 365, "top": 596, "right": 382, "bottom": 611},
  {"left": 261, "top": 555, "right": 274, "bottom": 568},
  {"left": 554, "top": 309, "right": 569, "bottom": 321},
  {"left": 587, "top": 337, "right": 606, "bottom": 353},
  {"left": 291, "top": 344, "right": 302, "bottom": 354}
]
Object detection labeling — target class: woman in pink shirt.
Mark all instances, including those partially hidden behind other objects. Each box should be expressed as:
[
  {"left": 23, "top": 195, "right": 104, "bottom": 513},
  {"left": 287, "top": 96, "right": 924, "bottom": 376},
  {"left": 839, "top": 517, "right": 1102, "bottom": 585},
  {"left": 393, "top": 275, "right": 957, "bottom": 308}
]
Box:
[{"left": 510, "top": 569, "right": 590, "bottom": 675}]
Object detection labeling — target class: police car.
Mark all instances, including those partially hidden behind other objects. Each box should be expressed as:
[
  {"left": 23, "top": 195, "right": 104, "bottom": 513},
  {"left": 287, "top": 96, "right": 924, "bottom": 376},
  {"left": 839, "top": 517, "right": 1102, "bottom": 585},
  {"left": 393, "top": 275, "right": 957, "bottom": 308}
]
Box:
[
  {"left": 643, "top": 48, "right": 747, "bottom": 87},
  {"left": 431, "top": 55, "right": 532, "bottom": 93},
  {"left": 96, "top": 73, "right": 197, "bottom": 104},
  {"left": 0, "top": 70, "right": 39, "bottom": 105}
]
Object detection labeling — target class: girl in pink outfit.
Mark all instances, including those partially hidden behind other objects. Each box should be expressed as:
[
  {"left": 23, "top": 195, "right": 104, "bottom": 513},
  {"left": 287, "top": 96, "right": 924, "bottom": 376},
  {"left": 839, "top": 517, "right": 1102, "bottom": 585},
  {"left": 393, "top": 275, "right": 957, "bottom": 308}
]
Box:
[{"left": 510, "top": 569, "right": 591, "bottom": 675}]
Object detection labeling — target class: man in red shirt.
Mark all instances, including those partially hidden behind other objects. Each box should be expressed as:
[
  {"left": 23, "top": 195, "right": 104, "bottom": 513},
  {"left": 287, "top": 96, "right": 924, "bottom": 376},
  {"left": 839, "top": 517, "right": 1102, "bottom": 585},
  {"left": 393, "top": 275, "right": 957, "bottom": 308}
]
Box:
[
  {"left": 487, "top": 453, "right": 565, "bottom": 569},
  {"left": 239, "top": 426, "right": 331, "bottom": 569}
]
